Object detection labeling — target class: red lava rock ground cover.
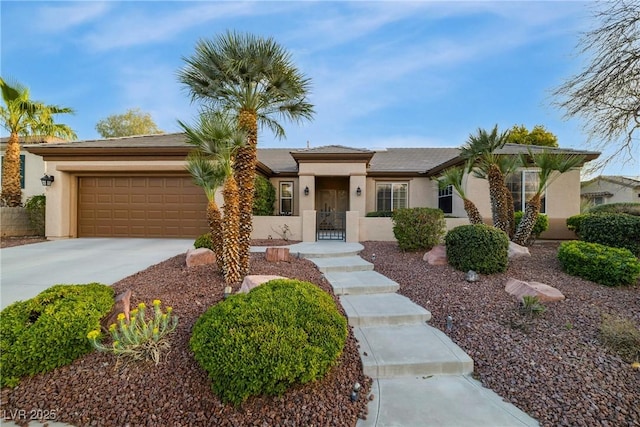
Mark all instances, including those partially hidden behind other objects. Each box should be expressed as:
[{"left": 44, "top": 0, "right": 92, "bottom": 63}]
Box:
[
  {"left": 360, "top": 241, "right": 640, "bottom": 427},
  {"left": 1, "top": 240, "right": 371, "bottom": 426}
]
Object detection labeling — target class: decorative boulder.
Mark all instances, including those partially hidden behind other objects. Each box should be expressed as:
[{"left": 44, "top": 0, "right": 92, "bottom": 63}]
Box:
[
  {"left": 423, "top": 245, "right": 447, "bottom": 265},
  {"left": 505, "top": 278, "right": 565, "bottom": 302},
  {"left": 101, "top": 289, "right": 131, "bottom": 331},
  {"left": 508, "top": 241, "right": 531, "bottom": 259},
  {"left": 265, "top": 247, "right": 290, "bottom": 262},
  {"left": 186, "top": 248, "right": 216, "bottom": 267},
  {"left": 465, "top": 270, "right": 480, "bottom": 282},
  {"left": 238, "top": 275, "right": 287, "bottom": 294}
]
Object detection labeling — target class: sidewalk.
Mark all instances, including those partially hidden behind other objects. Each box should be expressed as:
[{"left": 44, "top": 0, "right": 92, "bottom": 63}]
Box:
[{"left": 289, "top": 241, "right": 539, "bottom": 427}]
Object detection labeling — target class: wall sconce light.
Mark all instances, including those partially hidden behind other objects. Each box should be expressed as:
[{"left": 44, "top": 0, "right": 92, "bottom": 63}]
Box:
[
  {"left": 356, "top": 186, "right": 362, "bottom": 196},
  {"left": 40, "top": 174, "right": 55, "bottom": 186},
  {"left": 304, "top": 186, "right": 309, "bottom": 196}
]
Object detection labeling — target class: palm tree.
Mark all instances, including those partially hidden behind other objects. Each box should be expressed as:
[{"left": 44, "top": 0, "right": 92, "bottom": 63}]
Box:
[
  {"left": 179, "top": 110, "right": 247, "bottom": 285},
  {"left": 0, "top": 77, "right": 76, "bottom": 206},
  {"left": 437, "top": 165, "right": 483, "bottom": 224},
  {"left": 460, "top": 125, "right": 512, "bottom": 235},
  {"left": 178, "top": 31, "right": 314, "bottom": 276},
  {"left": 512, "top": 150, "right": 585, "bottom": 245}
]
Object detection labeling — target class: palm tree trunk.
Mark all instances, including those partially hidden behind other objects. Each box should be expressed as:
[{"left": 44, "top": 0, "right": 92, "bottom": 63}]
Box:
[
  {"left": 1, "top": 132, "right": 23, "bottom": 207},
  {"left": 222, "top": 176, "right": 241, "bottom": 285},
  {"left": 235, "top": 109, "right": 257, "bottom": 277},
  {"left": 513, "top": 193, "right": 541, "bottom": 246},
  {"left": 207, "top": 199, "right": 224, "bottom": 274},
  {"left": 487, "top": 164, "right": 509, "bottom": 234},
  {"left": 463, "top": 198, "right": 484, "bottom": 225},
  {"left": 504, "top": 186, "right": 516, "bottom": 239}
]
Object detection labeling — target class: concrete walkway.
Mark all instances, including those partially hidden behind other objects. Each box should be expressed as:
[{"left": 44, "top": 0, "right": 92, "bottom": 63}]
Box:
[{"left": 289, "top": 241, "right": 538, "bottom": 427}]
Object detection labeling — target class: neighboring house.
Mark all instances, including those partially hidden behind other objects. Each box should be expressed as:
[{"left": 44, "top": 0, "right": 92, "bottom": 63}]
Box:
[
  {"left": 0, "top": 136, "right": 64, "bottom": 204},
  {"left": 581, "top": 175, "right": 640, "bottom": 206},
  {"left": 25, "top": 133, "right": 598, "bottom": 242}
]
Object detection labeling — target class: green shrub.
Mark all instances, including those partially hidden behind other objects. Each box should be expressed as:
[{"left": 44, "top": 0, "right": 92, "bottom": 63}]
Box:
[
  {"left": 392, "top": 208, "right": 445, "bottom": 252},
  {"left": 366, "top": 210, "right": 393, "bottom": 217},
  {"left": 194, "top": 232, "right": 213, "bottom": 250},
  {"left": 0, "top": 283, "right": 114, "bottom": 387},
  {"left": 599, "top": 314, "right": 640, "bottom": 363},
  {"left": 24, "top": 194, "right": 46, "bottom": 236},
  {"left": 252, "top": 175, "right": 276, "bottom": 216},
  {"left": 190, "top": 279, "right": 347, "bottom": 405},
  {"left": 557, "top": 241, "right": 640, "bottom": 286},
  {"left": 514, "top": 211, "right": 549, "bottom": 244},
  {"left": 445, "top": 224, "right": 509, "bottom": 274},
  {"left": 88, "top": 299, "right": 178, "bottom": 365},
  {"left": 588, "top": 202, "right": 640, "bottom": 216},
  {"left": 566, "top": 213, "right": 590, "bottom": 236},
  {"left": 580, "top": 213, "right": 640, "bottom": 256}
]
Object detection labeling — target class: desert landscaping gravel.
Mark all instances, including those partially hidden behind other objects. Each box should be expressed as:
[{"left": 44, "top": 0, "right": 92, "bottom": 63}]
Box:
[
  {"left": 2, "top": 239, "right": 639, "bottom": 426},
  {"left": 361, "top": 241, "right": 639, "bottom": 427},
  {"left": 1, "top": 240, "right": 371, "bottom": 426}
]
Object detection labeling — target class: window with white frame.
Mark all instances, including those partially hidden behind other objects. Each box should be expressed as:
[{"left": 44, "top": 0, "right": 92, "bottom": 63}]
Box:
[
  {"left": 376, "top": 182, "right": 408, "bottom": 211},
  {"left": 506, "top": 171, "right": 546, "bottom": 213},
  {"left": 280, "top": 182, "right": 293, "bottom": 215},
  {"left": 438, "top": 184, "right": 453, "bottom": 214}
]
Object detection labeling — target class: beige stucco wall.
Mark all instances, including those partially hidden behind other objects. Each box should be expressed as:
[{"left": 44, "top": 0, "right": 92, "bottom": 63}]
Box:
[
  {"left": 251, "top": 215, "right": 302, "bottom": 241},
  {"left": 0, "top": 148, "right": 46, "bottom": 203},
  {"left": 359, "top": 217, "right": 470, "bottom": 241}
]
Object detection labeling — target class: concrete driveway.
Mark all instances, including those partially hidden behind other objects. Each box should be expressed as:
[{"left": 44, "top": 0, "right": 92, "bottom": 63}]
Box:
[{"left": 0, "top": 238, "right": 194, "bottom": 310}]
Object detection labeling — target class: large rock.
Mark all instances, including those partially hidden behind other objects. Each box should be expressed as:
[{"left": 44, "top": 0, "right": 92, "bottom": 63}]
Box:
[
  {"left": 423, "top": 245, "right": 447, "bottom": 265},
  {"left": 265, "top": 247, "right": 290, "bottom": 262},
  {"left": 101, "top": 289, "right": 132, "bottom": 332},
  {"left": 238, "top": 275, "right": 287, "bottom": 294},
  {"left": 508, "top": 241, "right": 531, "bottom": 259},
  {"left": 505, "top": 278, "right": 565, "bottom": 302},
  {"left": 186, "top": 248, "right": 216, "bottom": 267}
]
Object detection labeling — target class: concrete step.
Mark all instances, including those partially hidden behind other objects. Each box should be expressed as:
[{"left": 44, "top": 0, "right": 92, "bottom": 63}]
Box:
[
  {"left": 358, "top": 376, "right": 539, "bottom": 427},
  {"left": 340, "top": 293, "right": 432, "bottom": 327},
  {"left": 307, "top": 256, "right": 373, "bottom": 273},
  {"left": 289, "top": 242, "right": 363, "bottom": 258},
  {"left": 325, "top": 270, "right": 399, "bottom": 295},
  {"left": 354, "top": 324, "right": 473, "bottom": 378}
]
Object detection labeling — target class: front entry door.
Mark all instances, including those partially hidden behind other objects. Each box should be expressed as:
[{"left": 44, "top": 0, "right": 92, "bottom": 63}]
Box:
[{"left": 316, "top": 188, "right": 347, "bottom": 240}]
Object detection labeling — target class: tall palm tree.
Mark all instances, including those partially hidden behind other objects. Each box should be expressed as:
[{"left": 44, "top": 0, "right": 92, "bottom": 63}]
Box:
[
  {"left": 178, "top": 31, "right": 314, "bottom": 276},
  {"left": 0, "top": 77, "right": 76, "bottom": 206},
  {"left": 179, "top": 110, "right": 247, "bottom": 285},
  {"left": 460, "top": 125, "right": 512, "bottom": 235},
  {"left": 512, "top": 150, "right": 585, "bottom": 245},
  {"left": 437, "top": 165, "right": 483, "bottom": 224}
]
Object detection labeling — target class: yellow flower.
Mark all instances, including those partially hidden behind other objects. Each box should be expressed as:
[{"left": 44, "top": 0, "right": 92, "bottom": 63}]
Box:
[
  {"left": 109, "top": 323, "right": 117, "bottom": 332},
  {"left": 138, "top": 302, "right": 146, "bottom": 309},
  {"left": 153, "top": 299, "right": 161, "bottom": 306},
  {"left": 130, "top": 308, "right": 138, "bottom": 317},
  {"left": 113, "top": 341, "right": 120, "bottom": 348},
  {"left": 153, "top": 327, "right": 159, "bottom": 335},
  {"left": 117, "top": 313, "right": 126, "bottom": 321},
  {"left": 166, "top": 306, "right": 173, "bottom": 313},
  {"left": 632, "top": 362, "right": 640, "bottom": 370},
  {"left": 87, "top": 330, "right": 100, "bottom": 340}
]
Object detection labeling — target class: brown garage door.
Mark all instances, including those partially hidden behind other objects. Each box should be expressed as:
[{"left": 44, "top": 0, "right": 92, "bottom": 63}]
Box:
[{"left": 78, "top": 176, "right": 209, "bottom": 238}]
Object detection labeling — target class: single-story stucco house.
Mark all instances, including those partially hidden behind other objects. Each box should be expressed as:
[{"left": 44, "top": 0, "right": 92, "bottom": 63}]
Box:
[
  {"left": 23, "top": 133, "right": 599, "bottom": 242},
  {"left": 581, "top": 175, "right": 640, "bottom": 207}
]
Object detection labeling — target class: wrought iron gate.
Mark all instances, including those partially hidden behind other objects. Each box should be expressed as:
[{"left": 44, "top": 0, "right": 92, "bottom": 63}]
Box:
[{"left": 316, "top": 211, "right": 346, "bottom": 241}]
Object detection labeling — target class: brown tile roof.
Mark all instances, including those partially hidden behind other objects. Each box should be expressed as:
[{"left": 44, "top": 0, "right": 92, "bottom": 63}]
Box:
[
  {"left": 369, "top": 148, "right": 460, "bottom": 174},
  {"left": 291, "top": 145, "right": 373, "bottom": 155}
]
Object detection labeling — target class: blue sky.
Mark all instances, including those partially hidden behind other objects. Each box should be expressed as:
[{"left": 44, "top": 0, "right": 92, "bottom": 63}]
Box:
[{"left": 2, "top": 1, "right": 638, "bottom": 177}]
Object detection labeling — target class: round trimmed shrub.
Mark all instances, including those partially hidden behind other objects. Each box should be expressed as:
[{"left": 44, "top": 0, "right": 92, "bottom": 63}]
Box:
[
  {"left": 392, "top": 207, "right": 446, "bottom": 252},
  {"left": 558, "top": 241, "right": 640, "bottom": 286},
  {"left": 445, "top": 224, "right": 509, "bottom": 274},
  {"left": 194, "top": 232, "right": 213, "bottom": 250},
  {"left": 580, "top": 213, "right": 640, "bottom": 256},
  {"left": 0, "top": 283, "right": 114, "bottom": 387},
  {"left": 190, "top": 279, "right": 347, "bottom": 405}
]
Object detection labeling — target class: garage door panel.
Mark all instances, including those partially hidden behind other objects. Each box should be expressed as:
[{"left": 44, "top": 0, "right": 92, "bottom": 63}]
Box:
[{"left": 78, "top": 176, "right": 208, "bottom": 237}]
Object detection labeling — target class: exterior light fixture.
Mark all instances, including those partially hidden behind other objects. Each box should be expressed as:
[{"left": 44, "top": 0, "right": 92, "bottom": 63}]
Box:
[
  {"left": 351, "top": 382, "right": 361, "bottom": 402},
  {"left": 223, "top": 286, "right": 232, "bottom": 299},
  {"left": 372, "top": 253, "right": 376, "bottom": 263},
  {"left": 40, "top": 174, "right": 55, "bottom": 186},
  {"left": 304, "top": 186, "right": 309, "bottom": 196},
  {"left": 446, "top": 315, "right": 453, "bottom": 332},
  {"left": 356, "top": 186, "right": 362, "bottom": 196}
]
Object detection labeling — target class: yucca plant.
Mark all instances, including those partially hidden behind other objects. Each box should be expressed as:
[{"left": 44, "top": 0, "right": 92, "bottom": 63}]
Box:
[{"left": 437, "top": 165, "right": 483, "bottom": 224}]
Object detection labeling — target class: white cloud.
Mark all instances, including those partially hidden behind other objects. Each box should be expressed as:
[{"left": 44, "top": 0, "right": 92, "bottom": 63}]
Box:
[{"left": 35, "top": 2, "right": 111, "bottom": 32}]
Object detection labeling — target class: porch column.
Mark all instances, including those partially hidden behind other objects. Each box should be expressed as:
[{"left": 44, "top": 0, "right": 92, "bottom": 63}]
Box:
[
  {"left": 350, "top": 174, "right": 367, "bottom": 216},
  {"left": 298, "top": 174, "right": 315, "bottom": 213},
  {"left": 346, "top": 211, "right": 359, "bottom": 242},
  {"left": 302, "top": 210, "right": 316, "bottom": 242}
]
